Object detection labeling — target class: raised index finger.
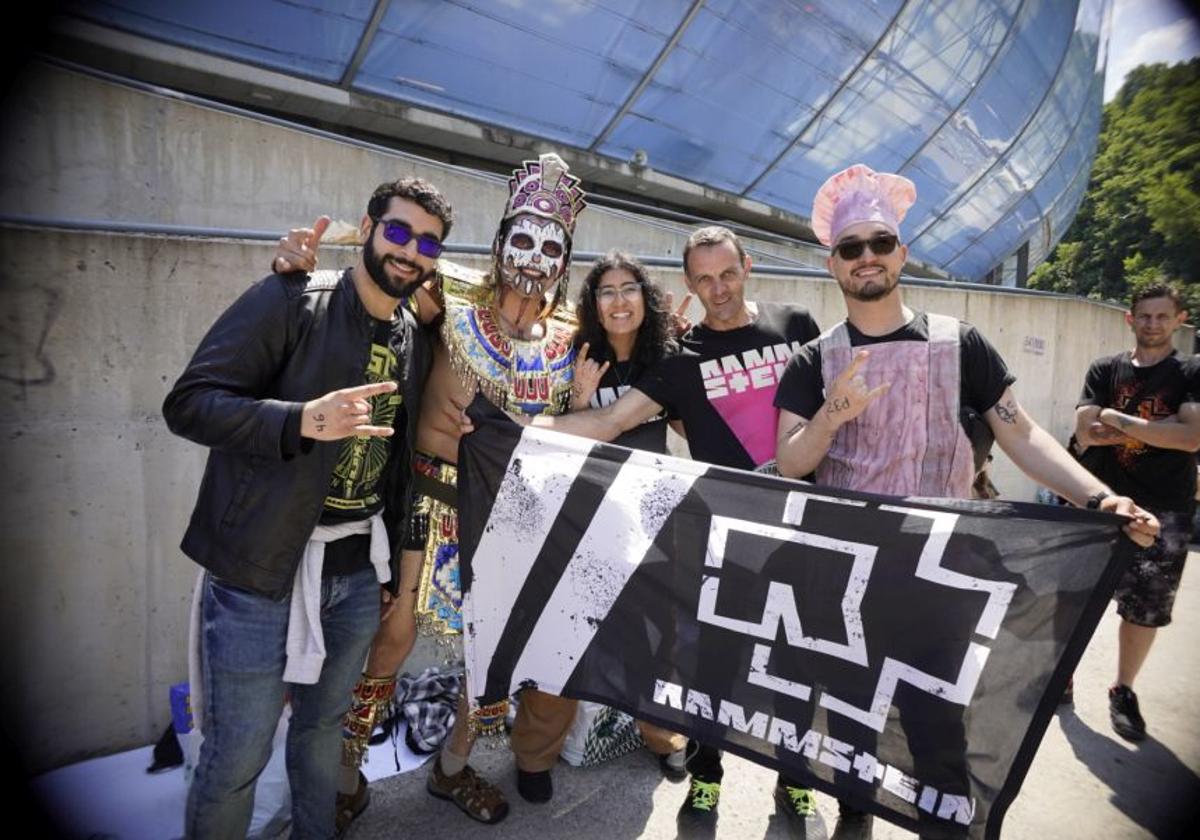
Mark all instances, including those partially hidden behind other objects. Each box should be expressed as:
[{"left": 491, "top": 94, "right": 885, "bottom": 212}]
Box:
[
  {"left": 308, "top": 215, "right": 331, "bottom": 249},
  {"left": 341, "top": 380, "right": 398, "bottom": 399},
  {"left": 577, "top": 341, "right": 591, "bottom": 364}
]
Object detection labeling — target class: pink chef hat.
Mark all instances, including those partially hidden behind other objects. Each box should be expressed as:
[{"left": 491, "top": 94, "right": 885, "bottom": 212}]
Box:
[{"left": 811, "top": 163, "right": 917, "bottom": 247}]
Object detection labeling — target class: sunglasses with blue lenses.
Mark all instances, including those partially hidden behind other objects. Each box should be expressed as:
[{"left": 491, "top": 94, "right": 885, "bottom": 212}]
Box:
[{"left": 374, "top": 217, "right": 445, "bottom": 258}]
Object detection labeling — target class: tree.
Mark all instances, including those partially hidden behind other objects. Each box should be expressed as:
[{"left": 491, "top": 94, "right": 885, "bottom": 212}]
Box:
[{"left": 1029, "top": 58, "right": 1200, "bottom": 313}]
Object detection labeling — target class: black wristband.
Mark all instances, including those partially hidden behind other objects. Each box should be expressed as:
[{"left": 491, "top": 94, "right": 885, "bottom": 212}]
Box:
[{"left": 1086, "top": 490, "right": 1112, "bottom": 510}]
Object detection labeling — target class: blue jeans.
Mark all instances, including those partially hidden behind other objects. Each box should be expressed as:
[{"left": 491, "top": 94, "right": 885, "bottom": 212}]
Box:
[{"left": 185, "top": 566, "right": 379, "bottom": 840}]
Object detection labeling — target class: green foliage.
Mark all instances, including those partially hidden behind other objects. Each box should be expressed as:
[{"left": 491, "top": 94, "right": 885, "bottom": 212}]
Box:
[{"left": 1030, "top": 58, "right": 1200, "bottom": 313}]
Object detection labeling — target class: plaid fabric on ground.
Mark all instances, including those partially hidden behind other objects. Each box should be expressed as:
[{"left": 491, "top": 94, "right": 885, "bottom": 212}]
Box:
[{"left": 373, "top": 666, "right": 463, "bottom": 756}]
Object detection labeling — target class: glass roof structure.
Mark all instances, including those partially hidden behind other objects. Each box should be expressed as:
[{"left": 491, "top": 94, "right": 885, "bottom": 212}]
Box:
[{"left": 69, "top": 0, "right": 1110, "bottom": 281}]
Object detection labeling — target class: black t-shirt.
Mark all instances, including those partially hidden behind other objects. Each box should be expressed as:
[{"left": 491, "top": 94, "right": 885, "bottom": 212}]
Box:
[
  {"left": 322, "top": 319, "right": 405, "bottom": 574},
  {"left": 635, "top": 302, "right": 820, "bottom": 469},
  {"left": 1077, "top": 349, "right": 1200, "bottom": 511},
  {"left": 589, "top": 359, "right": 670, "bottom": 454},
  {"left": 773, "top": 313, "right": 1014, "bottom": 429}
]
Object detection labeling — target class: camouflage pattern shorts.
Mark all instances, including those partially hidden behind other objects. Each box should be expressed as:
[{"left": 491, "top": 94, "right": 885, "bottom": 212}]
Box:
[{"left": 1113, "top": 510, "right": 1192, "bottom": 627}]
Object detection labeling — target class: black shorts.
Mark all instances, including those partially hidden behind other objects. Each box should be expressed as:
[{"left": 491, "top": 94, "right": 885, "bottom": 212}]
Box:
[{"left": 1113, "top": 510, "right": 1191, "bottom": 627}]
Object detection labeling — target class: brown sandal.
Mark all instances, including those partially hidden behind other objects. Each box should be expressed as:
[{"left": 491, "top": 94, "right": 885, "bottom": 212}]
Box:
[
  {"left": 335, "top": 771, "right": 370, "bottom": 836},
  {"left": 427, "top": 759, "right": 510, "bottom": 824}
]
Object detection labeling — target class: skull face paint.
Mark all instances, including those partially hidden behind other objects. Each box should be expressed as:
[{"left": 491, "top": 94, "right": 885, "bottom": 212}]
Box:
[{"left": 498, "top": 214, "right": 568, "bottom": 298}]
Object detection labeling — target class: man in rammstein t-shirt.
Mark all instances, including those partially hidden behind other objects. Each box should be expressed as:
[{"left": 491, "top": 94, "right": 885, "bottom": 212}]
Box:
[
  {"left": 1075, "top": 282, "right": 1200, "bottom": 742},
  {"left": 519, "top": 225, "right": 820, "bottom": 831},
  {"left": 773, "top": 163, "right": 1160, "bottom": 840},
  {"left": 526, "top": 225, "right": 819, "bottom": 469}
]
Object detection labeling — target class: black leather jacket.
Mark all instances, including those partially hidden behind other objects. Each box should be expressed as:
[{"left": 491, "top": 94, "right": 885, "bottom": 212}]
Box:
[{"left": 163, "top": 268, "right": 429, "bottom": 598}]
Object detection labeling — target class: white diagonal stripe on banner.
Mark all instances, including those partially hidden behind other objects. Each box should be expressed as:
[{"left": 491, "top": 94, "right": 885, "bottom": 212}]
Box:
[
  {"left": 508, "top": 447, "right": 708, "bottom": 694},
  {"left": 463, "top": 426, "right": 593, "bottom": 703}
]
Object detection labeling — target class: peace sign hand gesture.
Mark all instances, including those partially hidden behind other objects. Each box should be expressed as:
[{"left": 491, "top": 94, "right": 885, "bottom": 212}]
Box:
[{"left": 663, "top": 290, "right": 694, "bottom": 338}]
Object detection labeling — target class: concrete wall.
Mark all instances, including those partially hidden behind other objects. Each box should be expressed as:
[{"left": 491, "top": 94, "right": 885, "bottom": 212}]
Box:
[
  {"left": 0, "top": 60, "right": 1191, "bottom": 771},
  {"left": 0, "top": 61, "right": 824, "bottom": 269}
]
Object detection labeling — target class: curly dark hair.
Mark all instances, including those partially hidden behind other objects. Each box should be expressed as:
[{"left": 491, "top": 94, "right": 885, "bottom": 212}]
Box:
[
  {"left": 574, "top": 250, "right": 675, "bottom": 368},
  {"left": 367, "top": 177, "right": 454, "bottom": 240}
]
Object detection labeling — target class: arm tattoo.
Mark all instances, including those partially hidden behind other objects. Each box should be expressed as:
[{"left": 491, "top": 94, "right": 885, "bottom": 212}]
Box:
[
  {"left": 785, "top": 419, "right": 807, "bottom": 437},
  {"left": 994, "top": 400, "right": 1018, "bottom": 425}
]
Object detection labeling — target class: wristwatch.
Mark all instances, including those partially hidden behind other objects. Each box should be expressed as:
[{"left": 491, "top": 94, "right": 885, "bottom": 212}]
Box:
[{"left": 1086, "top": 490, "right": 1112, "bottom": 510}]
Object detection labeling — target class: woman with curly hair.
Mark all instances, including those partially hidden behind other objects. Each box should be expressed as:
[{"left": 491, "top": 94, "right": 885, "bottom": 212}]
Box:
[
  {"left": 571, "top": 250, "right": 679, "bottom": 453},
  {"left": 565, "top": 250, "right": 690, "bottom": 779}
]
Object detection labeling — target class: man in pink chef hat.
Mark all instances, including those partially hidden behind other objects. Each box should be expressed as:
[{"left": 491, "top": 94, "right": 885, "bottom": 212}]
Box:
[{"left": 770, "top": 163, "right": 1159, "bottom": 838}]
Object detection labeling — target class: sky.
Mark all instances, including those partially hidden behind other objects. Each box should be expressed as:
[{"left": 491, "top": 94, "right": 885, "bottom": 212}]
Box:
[{"left": 1104, "top": 0, "right": 1200, "bottom": 100}]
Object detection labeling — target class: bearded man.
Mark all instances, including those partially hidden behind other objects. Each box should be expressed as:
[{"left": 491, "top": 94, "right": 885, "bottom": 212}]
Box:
[
  {"left": 165, "top": 177, "right": 448, "bottom": 838},
  {"left": 274, "top": 154, "right": 586, "bottom": 828},
  {"left": 772, "top": 163, "right": 1159, "bottom": 839}
]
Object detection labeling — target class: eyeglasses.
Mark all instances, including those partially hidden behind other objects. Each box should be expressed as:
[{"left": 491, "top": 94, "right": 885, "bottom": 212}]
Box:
[
  {"left": 833, "top": 233, "right": 898, "bottom": 261},
  {"left": 595, "top": 283, "right": 643, "bottom": 304},
  {"left": 373, "top": 217, "right": 445, "bottom": 258}
]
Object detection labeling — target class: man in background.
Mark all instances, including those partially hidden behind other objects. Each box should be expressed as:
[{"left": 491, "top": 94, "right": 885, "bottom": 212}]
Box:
[{"left": 1075, "top": 283, "right": 1200, "bottom": 741}]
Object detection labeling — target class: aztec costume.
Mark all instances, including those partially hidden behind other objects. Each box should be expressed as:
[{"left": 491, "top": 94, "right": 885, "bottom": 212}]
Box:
[{"left": 342, "top": 154, "right": 586, "bottom": 767}]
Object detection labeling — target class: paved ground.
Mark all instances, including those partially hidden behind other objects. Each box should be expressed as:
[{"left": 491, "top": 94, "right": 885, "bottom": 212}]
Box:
[{"left": 347, "top": 556, "right": 1200, "bottom": 840}]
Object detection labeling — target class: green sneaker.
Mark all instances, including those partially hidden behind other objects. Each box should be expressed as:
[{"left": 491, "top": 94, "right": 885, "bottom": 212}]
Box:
[
  {"left": 775, "top": 780, "right": 819, "bottom": 819},
  {"left": 677, "top": 777, "right": 721, "bottom": 836}
]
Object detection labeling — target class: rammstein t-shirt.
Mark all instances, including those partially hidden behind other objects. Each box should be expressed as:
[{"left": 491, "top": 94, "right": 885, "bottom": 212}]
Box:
[{"left": 635, "top": 302, "right": 820, "bottom": 470}]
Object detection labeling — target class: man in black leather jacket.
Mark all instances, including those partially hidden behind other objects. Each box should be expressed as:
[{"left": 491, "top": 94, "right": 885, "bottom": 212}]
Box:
[{"left": 163, "top": 177, "right": 447, "bottom": 839}]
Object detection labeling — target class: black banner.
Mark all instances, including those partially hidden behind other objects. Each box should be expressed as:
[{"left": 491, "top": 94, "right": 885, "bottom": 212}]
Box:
[{"left": 458, "top": 404, "right": 1131, "bottom": 839}]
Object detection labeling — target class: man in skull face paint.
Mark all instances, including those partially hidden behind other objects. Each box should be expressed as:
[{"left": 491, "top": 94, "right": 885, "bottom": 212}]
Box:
[
  {"left": 273, "top": 154, "right": 587, "bottom": 828},
  {"left": 497, "top": 214, "right": 569, "bottom": 299}
]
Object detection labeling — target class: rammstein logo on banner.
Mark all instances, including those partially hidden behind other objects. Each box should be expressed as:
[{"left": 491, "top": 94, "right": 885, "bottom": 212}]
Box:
[{"left": 456, "top": 400, "right": 1130, "bottom": 840}]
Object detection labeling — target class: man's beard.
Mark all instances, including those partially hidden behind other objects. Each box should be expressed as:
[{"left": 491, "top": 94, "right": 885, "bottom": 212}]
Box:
[
  {"left": 364, "top": 237, "right": 433, "bottom": 299},
  {"left": 840, "top": 266, "right": 899, "bottom": 303}
]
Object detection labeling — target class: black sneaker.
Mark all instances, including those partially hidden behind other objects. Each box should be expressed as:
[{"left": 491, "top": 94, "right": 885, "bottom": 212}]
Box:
[
  {"left": 658, "top": 748, "right": 688, "bottom": 782},
  {"left": 1109, "top": 684, "right": 1146, "bottom": 741},
  {"left": 676, "top": 776, "right": 720, "bottom": 837},
  {"left": 774, "top": 780, "right": 821, "bottom": 835},
  {"left": 516, "top": 768, "right": 553, "bottom": 803},
  {"left": 831, "top": 800, "right": 873, "bottom": 840}
]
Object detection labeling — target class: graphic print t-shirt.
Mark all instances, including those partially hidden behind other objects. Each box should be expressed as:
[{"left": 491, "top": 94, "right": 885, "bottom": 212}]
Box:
[
  {"left": 635, "top": 303, "right": 820, "bottom": 469},
  {"left": 321, "top": 319, "right": 404, "bottom": 571},
  {"left": 1078, "top": 349, "right": 1200, "bottom": 511},
  {"left": 587, "top": 359, "right": 669, "bottom": 454}
]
